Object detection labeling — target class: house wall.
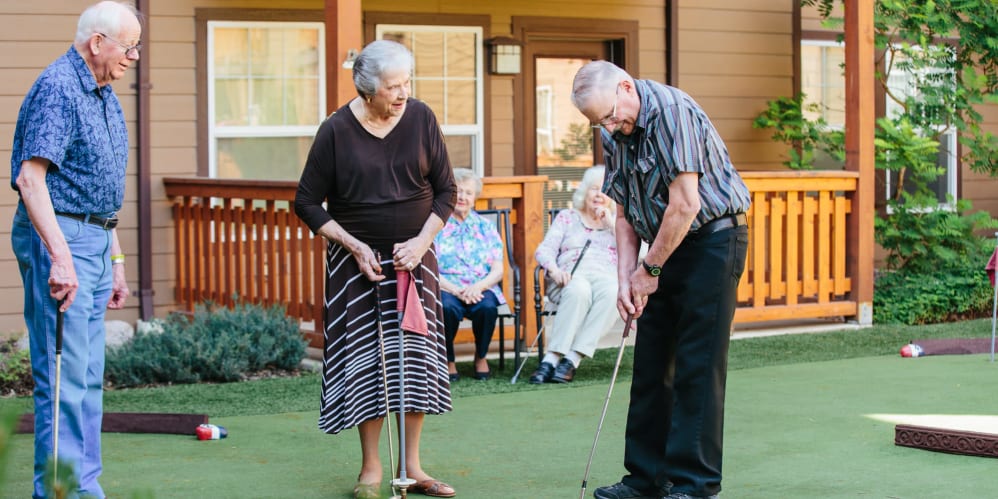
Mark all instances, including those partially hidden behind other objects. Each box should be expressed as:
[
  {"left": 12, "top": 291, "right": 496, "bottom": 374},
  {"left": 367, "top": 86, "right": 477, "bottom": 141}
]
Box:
[{"left": 676, "top": 0, "right": 795, "bottom": 172}]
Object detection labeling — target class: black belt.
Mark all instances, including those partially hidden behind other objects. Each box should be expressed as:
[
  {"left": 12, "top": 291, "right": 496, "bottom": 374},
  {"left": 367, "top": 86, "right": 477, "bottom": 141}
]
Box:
[
  {"left": 689, "top": 212, "right": 746, "bottom": 237},
  {"left": 56, "top": 212, "right": 119, "bottom": 230}
]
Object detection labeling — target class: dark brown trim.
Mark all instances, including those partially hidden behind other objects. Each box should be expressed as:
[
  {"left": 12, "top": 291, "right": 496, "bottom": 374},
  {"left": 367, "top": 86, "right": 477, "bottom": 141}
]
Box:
[
  {"left": 135, "top": 0, "right": 154, "bottom": 319},
  {"left": 793, "top": 2, "right": 802, "bottom": 98},
  {"left": 363, "top": 12, "right": 492, "bottom": 176},
  {"left": 194, "top": 8, "right": 324, "bottom": 177},
  {"left": 511, "top": 16, "right": 640, "bottom": 176},
  {"left": 666, "top": 0, "right": 678, "bottom": 86}
]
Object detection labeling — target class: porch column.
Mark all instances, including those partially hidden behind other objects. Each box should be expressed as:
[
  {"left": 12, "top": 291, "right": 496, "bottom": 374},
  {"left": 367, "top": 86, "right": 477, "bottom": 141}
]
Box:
[
  {"left": 325, "top": 0, "right": 363, "bottom": 114},
  {"left": 844, "top": 0, "right": 875, "bottom": 325}
]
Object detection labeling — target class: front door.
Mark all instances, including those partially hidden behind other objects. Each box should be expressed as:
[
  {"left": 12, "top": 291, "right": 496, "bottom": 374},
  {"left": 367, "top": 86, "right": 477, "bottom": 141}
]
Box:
[{"left": 523, "top": 41, "right": 609, "bottom": 212}]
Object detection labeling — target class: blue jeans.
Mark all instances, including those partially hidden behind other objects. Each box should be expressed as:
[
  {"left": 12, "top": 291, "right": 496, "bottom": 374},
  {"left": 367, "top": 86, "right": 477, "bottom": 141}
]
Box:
[
  {"left": 621, "top": 225, "right": 748, "bottom": 498},
  {"left": 12, "top": 203, "right": 113, "bottom": 499},
  {"left": 441, "top": 290, "right": 499, "bottom": 361}
]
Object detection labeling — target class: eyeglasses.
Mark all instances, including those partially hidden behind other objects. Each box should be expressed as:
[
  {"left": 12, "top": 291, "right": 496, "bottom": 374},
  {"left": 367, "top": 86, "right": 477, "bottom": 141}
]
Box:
[
  {"left": 592, "top": 84, "right": 621, "bottom": 130},
  {"left": 98, "top": 32, "right": 141, "bottom": 57}
]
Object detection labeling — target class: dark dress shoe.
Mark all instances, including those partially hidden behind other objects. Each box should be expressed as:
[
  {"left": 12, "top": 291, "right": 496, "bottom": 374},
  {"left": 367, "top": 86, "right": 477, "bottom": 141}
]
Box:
[
  {"left": 551, "top": 358, "right": 576, "bottom": 383},
  {"left": 528, "top": 361, "right": 555, "bottom": 384},
  {"left": 448, "top": 372, "right": 460, "bottom": 382},
  {"left": 474, "top": 370, "right": 490, "bottom": 381}
]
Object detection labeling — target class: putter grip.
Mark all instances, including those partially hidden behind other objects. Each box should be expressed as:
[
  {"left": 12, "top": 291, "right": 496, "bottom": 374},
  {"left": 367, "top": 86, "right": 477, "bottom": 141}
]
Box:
[
  {"left": 396, "top": 270, "right": 410, "bottom": 312},
  {"left": 55, "top": 302, "right": 64, "bottom": 354}
]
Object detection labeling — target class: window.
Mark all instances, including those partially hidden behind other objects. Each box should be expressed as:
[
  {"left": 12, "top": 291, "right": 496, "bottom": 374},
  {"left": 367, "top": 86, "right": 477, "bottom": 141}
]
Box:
[
  {"left": 883, "top": 44, "right": 957, "bottom": 206},
  {"left": 207, "top": 21, "right": 325, "bottom": 180},
  {"left": 801, "top": 39, "right": 958, "bottom": 203},
  {"left": 801, "top": 40, "right": 846, "bottom": 170},
  {"left": 375, "top": 25, "right": 484, "bottom": 175}
]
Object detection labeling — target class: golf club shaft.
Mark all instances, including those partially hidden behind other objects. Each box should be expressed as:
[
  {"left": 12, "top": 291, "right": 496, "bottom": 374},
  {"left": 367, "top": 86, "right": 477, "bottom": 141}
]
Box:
[
  {"left": 53, "top": 302, "right": 64, "bottom": 481},
  {"left": 580, "top": 313, "right": 633, "bottom": 499},
  {"left": 372, "top": 256, "right": 398, "bottom": 489},
  {"left": 511, "top": 239, "right": 591, "bottom": 383},
  {"left": 393, "top": 269, "right": 416, "bottom": 495},
  {"left": 991, "top": 233, "right": 997, "bottom": 362}
]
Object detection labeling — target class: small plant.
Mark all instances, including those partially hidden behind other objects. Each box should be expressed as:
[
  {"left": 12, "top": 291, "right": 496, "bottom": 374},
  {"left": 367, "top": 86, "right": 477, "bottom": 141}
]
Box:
[
  {"left": 105, "top": 300, "right": 307, "bottom": 388},
  {"left": 873, "top": 255, "right": 995, "bottom": 325},
  {"left": 752, "top": 94, "right": 844, "bottom": 170},
  {"left": 0, "top": 338, "right": 32, "bottom": 397}
]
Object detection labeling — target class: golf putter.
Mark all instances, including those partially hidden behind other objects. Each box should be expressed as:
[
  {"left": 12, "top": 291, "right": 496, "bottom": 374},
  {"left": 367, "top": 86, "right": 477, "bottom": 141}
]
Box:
[
  {"left": 579, "top": 312, "right": 633, "bottom": 499},
  {"left": 511, "top": 239, "right": 591, "bottom": 384},
  {"left": 53, "top": 300, "right": 64, "bottom": 485},
  {"left": 391, "top": 269, "right": 417, "bottom": 498},
  {"left": 372, "top": 253, "right": 398, "bottom": 491}
]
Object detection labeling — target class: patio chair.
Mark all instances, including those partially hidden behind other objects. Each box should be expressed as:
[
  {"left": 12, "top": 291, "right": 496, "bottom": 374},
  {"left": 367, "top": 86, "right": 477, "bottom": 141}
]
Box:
[
  {"left": 531, "top": 208, "right": 562, "bottom": 360},
  {"left": 475, "top": 209, "right": 522, "bottom": 370}
]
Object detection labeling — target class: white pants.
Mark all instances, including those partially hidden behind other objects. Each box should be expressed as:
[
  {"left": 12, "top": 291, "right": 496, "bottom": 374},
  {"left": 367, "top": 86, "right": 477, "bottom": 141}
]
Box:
[{"left": 545, "top": 269, "right": 618, "bottom": 358}]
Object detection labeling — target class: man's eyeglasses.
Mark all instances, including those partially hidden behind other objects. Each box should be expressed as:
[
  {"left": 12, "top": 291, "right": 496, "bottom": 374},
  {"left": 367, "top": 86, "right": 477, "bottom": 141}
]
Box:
[
  {"left": 592, "top": 84, "right": 621, "bottom": 130},
  {"left": 98, "top": 32, "right": 141, "bottom": 57}
]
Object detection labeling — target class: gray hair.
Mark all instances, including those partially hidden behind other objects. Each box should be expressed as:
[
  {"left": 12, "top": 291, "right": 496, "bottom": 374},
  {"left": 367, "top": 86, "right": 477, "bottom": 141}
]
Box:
[
  {"left": 452, "top": 168, "right": 482, "bottom": 197},
  {"left": 353, "top": 40, "right": 414, "bottom": 99},
  {"left": 74, "top": 1, "right": 139, "bottom": 45},
  {"left": 571, "top": 165, "right": 612, "bottom": 213},
  {"left": 571, "top": 60, "right": 630, "bottom": 112}
]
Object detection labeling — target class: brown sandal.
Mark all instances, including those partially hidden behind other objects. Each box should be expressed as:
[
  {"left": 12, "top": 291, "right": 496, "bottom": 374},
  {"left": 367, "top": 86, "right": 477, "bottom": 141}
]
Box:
[{"left": 410, "top": 478, "right": 456, "bottom": 497}]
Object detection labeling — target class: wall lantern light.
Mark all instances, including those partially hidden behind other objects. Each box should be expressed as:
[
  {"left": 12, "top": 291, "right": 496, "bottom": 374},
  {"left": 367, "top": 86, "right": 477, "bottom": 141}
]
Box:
[
  {"left": 342, "top": 49, "right": 359, "bottom": 69},
  {"left": 485, "top": 36, "right": 523, "bottom": 75}
]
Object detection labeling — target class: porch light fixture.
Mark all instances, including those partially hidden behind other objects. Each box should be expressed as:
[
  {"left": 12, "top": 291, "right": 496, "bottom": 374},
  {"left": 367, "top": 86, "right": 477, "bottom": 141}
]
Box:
[
  {"left": 485, "top": 36, "right": 523, "bottom": 75},
  {"left": 342, "top": 49, "right": 358, "bottom": 70}
]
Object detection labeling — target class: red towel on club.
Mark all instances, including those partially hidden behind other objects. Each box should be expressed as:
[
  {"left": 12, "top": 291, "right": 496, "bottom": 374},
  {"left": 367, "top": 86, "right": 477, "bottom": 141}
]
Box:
[
  {"left": 397, "top": 271, "right": 429, "bottom": 336},
  {"left": 987, "top": 246, "right": 997, "bottom": 287}
]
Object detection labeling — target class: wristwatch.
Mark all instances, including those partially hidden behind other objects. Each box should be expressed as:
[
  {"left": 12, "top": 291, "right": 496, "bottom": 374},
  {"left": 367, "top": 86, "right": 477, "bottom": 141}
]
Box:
[{"left": 641, "top": 259, "right": 662, "bottom": 277}]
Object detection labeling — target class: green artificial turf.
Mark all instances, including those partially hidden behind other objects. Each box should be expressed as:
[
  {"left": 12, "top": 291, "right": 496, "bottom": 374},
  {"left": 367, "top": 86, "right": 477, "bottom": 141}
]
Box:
[{"left": 1, "top": 318, "right": 996, "bottom": 497}]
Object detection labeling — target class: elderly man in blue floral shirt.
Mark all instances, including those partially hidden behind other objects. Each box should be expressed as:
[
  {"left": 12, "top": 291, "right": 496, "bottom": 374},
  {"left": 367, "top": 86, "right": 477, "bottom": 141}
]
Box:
[{"left": 10, "top": 2, "right": 139, "bottom": 497}]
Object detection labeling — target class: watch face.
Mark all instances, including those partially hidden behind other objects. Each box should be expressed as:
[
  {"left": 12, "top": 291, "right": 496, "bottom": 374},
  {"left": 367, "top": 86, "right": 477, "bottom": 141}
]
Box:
[{"left": 643, "top": 260, "right": 662, "bottom": 276}]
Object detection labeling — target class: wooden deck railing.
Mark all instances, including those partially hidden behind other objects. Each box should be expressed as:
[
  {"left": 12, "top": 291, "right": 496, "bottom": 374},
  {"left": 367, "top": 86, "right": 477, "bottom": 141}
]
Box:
[
  {"left": 738, "top": 171, "right": 859, "bottom": 322},
  {"left": 164, "top": 171, "right": 860, "bottom": 348},
  {"left": 163, "top": 176, "right": 548, "bottom": 348}
]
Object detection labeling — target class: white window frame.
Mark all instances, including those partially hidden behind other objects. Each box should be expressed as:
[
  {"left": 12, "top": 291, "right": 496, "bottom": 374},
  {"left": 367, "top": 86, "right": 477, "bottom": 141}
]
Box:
[
  {"left": 206, "top": 20, "right": 326, "bottom": 178},
  {"left": 376, "top": 24, "right": 485, "bottom": 177}
]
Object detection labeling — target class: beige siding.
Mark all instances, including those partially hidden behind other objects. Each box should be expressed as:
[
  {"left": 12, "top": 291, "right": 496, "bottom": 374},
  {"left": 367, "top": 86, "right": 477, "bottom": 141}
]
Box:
[{"left": 677, "top": 0, "right": 794, "bottom": 171}]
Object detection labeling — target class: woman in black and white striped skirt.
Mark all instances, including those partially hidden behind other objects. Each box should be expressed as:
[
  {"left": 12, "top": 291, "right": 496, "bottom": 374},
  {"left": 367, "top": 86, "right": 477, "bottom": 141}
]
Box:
[{"left": 294, "top": 40, "right": 458, "bottom": 499}]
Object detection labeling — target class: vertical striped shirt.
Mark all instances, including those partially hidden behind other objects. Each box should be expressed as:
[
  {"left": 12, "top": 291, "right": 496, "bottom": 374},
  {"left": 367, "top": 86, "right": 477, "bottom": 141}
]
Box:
[{"left": 602, "top": 79, "right": 751, "bottom": 244}]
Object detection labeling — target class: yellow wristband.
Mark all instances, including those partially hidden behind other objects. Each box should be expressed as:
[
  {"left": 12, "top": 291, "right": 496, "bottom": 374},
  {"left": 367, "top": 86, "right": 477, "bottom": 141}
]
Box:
[{"left": 110, "top": 254, "right": 125, "bottom": 265}]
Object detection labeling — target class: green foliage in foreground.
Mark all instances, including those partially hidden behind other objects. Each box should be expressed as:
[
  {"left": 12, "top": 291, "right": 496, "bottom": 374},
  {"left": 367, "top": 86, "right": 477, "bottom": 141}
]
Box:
[{"left": 105, "top": 301, "right": 307, "bottom": 388}]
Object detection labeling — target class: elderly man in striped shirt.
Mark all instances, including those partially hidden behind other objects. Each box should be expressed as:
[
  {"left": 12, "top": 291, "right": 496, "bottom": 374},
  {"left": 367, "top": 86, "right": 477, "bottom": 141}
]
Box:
[{"left": 571, "top": 60, "right": 751, "bottom": 499}]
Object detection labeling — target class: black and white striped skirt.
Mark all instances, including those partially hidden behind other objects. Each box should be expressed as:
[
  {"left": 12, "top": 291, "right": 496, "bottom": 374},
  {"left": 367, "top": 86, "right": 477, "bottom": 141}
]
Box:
[{"left": 318, "top": 243, "right": 452, "bottom": 434}]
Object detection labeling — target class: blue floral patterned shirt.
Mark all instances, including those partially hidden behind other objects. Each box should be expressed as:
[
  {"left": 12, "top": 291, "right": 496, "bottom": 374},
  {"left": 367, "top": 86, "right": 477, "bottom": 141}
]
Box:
[
  {"left": 11, "top": 46, "right": 128, "bottom": 215},
  {"left": 434, "top": 211, "right": 507, "bottom": 305}
]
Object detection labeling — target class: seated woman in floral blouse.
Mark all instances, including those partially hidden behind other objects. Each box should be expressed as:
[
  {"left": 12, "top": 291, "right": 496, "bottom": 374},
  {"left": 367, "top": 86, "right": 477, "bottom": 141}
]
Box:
[
  {"left": 530, "top": 165, "right": 618, "bottom": 384},
  {"left": 435, "top": 168, "right": 506, "bottom": 381}
]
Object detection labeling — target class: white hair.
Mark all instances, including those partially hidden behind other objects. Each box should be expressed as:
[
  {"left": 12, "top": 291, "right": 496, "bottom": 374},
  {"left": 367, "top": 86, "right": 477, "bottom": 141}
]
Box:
[
  {"left": 452, "top": 168, "right": 482, "bottom": 196},
  {"left": 74, "top": 1, "right": 139, "bottom": 45},
  {"left": 352, "top": 40, "right": 414, "bottom": 99},
  {"left": 571, "top": 60, "right": 631, "bottom": 112},
  {"left": 571, "top": 165, "right": 611, "bottom": 212}
]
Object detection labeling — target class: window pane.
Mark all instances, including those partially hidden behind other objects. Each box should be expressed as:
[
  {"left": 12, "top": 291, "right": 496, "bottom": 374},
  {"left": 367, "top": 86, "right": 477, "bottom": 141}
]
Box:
[
  {"left": 217, "top": 136, "right": 312, "bottom": 180},
  {"left": 213, "top": 28, "right": 248, "bottom": 76},
  {"left": 444, "top": 135, "right": 473, "bottom": 169},
  {"left": 446, "top": 80, "right": 476, "bottom": 125},
  {"left": 801, "top": 43, "right": 845, "bottom": 126},
  {"left": 251, "top": 79, "right": 283, "bottom": 126},
  {"left": 286, "top": 78, "right": 320, "bottom": 126},
  {"left": 215, "top": 79, "right": 248, "bottom": 126},
  {"left": 413, "top": 32, "right": 445, "bottom": 77},
  {"left": 446, "top": 32, "right": 476, "bottom": 77},
  {"left": 416, "top": 80, "right": 445, "bottom": 116}
]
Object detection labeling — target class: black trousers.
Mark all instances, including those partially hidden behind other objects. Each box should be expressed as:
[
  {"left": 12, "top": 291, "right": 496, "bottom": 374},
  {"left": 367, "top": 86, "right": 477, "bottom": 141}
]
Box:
[{"left": 620, "top": 225, "right": 748, "bottom": 497}]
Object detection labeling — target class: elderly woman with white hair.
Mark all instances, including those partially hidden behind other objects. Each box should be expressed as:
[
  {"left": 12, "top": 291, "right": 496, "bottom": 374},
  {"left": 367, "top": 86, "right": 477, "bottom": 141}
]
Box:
[
  {"left": 295, "top": 39, "right": 457, "bottom": 498},
  {"left": 529, "top": 165, "right": 619, "bottom": 384}
]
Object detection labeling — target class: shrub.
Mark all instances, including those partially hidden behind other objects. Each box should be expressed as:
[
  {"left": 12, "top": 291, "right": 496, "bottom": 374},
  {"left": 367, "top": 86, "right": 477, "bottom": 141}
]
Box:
[
  {"left": 0, "top": 338, "right": 32, "bottom": 397},
  {"left": 873, "top": 251, "right": 995, "bottom": 325},
  {"left": 106, "top": 301, "right": 307, "bottom": 388}
]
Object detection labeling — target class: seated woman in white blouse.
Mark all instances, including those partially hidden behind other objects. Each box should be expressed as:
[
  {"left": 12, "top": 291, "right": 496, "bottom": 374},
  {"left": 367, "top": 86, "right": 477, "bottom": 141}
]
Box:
[{"left": 530, "top": 165, "right": 619, "bottom": 384}]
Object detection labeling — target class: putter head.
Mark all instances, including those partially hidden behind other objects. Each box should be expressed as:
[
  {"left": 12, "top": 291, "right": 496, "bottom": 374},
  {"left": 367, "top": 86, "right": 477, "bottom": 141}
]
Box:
[{"left": 391, "top": 478, "right": 416, "bottom": 489}]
